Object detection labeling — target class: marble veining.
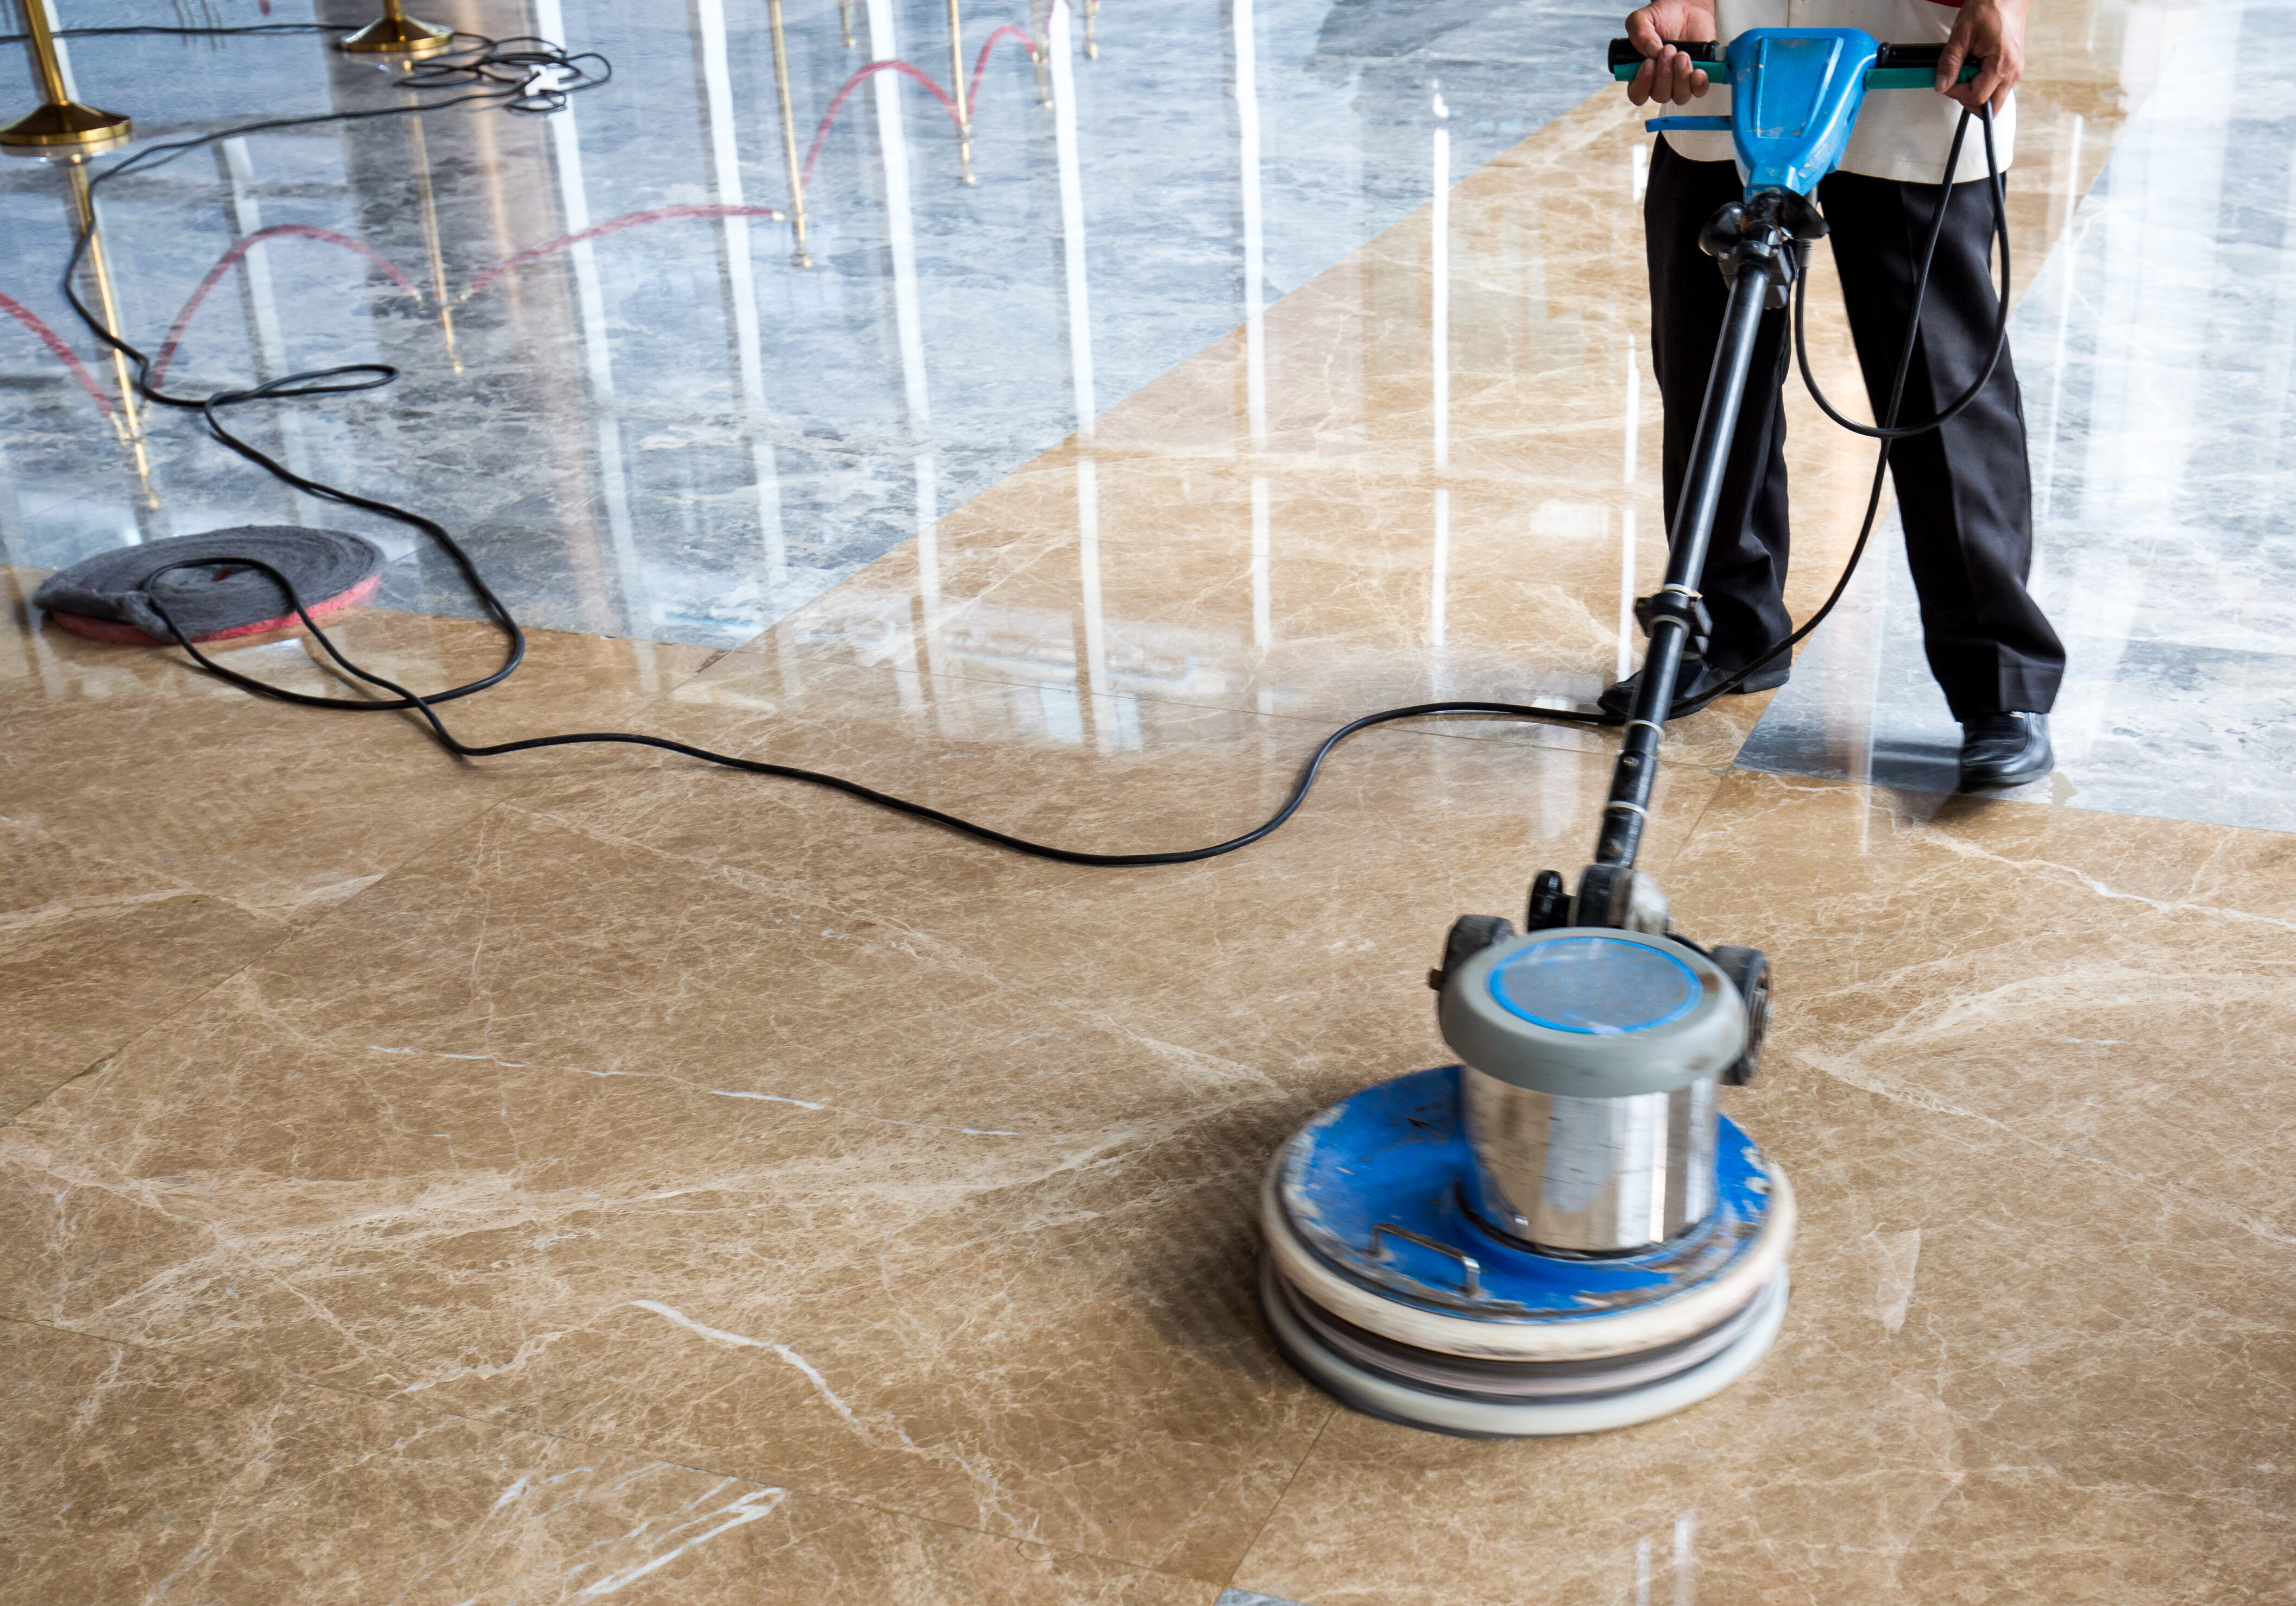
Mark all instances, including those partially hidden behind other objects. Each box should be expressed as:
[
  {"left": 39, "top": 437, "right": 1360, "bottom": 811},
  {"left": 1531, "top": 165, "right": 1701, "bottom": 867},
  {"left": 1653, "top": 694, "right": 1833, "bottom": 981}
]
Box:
[{"left": 6, "top": 0, "right": 2296, "bottom": 1599}]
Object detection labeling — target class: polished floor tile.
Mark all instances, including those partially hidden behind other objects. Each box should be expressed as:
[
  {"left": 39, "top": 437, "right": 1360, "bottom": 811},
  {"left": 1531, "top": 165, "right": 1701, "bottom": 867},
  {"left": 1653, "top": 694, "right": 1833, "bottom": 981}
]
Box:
[
  {"left": 3, "top": 0, "right": 2287, "bottom": 1597},
  {"left": 0, "top": 658, "right": 1722, "bottom": 1582},
  {"left": 2, "top": 1318, "right": 1215, "bottom": 1604},
  {"left": 0, "top": 566, "right": 718, "bottom": 924}
]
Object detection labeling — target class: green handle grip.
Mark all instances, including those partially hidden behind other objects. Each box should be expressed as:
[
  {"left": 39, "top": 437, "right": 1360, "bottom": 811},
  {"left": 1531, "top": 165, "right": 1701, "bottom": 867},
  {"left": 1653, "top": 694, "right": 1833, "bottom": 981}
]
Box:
[{"left": 1609, "top": 60, "right": 1979, "bottom": 86}]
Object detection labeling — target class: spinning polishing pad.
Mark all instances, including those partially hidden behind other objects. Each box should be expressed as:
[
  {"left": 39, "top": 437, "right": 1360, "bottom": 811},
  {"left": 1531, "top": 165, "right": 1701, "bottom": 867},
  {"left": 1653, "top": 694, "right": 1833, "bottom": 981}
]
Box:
[{"left": 32, "top": 526, "right": 383, "bottom": 647}]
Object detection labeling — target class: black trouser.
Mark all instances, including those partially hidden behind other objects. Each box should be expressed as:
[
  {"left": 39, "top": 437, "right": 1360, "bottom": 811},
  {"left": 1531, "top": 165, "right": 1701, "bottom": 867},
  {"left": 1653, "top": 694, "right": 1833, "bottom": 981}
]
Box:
[{"left": 1645, "top": 139, "right": 2065, "bottom": 720}]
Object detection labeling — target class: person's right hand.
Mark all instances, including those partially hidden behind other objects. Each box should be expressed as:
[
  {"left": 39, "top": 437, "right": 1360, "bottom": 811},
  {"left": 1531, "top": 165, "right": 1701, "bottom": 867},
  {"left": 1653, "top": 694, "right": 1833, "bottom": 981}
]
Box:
[{"left": 1624, "top": 0, "right": 1720, "bottom": 106}]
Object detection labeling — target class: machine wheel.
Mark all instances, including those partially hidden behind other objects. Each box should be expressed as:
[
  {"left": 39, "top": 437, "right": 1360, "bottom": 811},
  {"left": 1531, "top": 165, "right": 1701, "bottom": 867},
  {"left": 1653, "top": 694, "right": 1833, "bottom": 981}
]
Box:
[
  {"left": 1571, "top": 864, "right": 1629, "bottom": 928},
  {"left": 1710, "top": 945, "right": 1770, "bottom": 1086},
  {"left": 1429, "top": 914, "right": 1517, "bottom": 992},
  {"left": 1525, "top": 870, "right": 1569, "bottom": 931}
]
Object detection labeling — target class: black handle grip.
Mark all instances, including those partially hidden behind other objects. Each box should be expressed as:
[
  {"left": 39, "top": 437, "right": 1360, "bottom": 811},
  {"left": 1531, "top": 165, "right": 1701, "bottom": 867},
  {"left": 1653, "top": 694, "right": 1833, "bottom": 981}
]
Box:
[
  {"left": 1872, "top": 42, "right": 1946, "bottom": 68},
  {"left": 1607, "top": 37, "right": 1723, "bottom": 68}
]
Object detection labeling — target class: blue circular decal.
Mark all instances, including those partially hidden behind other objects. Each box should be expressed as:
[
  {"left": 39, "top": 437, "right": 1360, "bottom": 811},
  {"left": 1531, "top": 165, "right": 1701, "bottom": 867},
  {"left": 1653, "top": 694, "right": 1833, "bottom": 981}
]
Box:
[{"left": 1488, "top": 937, "right": 1700, "bottom": 1036}]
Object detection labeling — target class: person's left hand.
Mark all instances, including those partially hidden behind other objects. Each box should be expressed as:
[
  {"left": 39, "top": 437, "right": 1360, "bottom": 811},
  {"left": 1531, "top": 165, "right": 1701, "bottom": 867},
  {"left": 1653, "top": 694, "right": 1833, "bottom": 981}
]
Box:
[{"left": 1935, "top": 0, "right": 2031, "bottom": 114}]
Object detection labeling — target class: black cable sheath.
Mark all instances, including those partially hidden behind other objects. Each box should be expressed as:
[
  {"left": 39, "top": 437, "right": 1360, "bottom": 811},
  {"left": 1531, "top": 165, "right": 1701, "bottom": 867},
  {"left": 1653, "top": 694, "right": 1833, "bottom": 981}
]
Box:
[
  {"left": 136, "top": 551, "right": 1605, "bottom": 867},
  {"left": 51, "top": 46, "right": 2003, "bottom": 867}
]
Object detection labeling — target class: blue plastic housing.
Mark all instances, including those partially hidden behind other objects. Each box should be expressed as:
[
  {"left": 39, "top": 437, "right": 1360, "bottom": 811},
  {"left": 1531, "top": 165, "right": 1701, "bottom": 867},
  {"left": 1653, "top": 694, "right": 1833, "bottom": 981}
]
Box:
[{"left": 1726, "top": 27, "right": 1882, "bottom": 195}]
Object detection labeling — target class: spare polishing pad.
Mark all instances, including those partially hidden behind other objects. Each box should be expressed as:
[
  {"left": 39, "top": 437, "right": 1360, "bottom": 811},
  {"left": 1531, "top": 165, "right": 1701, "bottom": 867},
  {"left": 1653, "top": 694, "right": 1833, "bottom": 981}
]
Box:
[{"left": 32, "top": 526, "right": 383, "bottom": 647}]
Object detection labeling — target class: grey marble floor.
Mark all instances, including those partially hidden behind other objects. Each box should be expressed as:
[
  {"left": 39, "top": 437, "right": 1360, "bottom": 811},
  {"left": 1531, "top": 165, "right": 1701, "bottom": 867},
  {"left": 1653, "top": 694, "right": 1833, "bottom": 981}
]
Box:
[
  {"left": 1739, "top": 0, "right": 2296, "bottom": 833},
  {"left": 0, "top": 0, "right": 1621, "bottom": 648}
]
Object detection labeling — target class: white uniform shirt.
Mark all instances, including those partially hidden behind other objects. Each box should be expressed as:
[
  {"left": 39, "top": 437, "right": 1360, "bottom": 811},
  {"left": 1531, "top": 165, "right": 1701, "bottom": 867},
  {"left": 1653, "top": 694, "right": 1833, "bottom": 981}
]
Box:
[{"left": 1660, "top": 0, "right": 2015, "bottom": 183}]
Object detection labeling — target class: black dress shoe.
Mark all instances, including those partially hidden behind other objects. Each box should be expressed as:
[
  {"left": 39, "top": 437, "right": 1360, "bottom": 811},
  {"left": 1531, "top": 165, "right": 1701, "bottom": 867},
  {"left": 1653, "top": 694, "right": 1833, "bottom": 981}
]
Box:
[
  {"left": 1958, "top": 712, "right": 2053, "bottom": 789},
  {"left": 1599, "top": 658, "right": 1790, "bottom": 719}
]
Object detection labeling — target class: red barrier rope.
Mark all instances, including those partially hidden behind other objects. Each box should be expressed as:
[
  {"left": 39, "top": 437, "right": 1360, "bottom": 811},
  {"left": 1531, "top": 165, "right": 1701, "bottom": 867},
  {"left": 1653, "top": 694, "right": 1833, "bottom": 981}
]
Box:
[
  {"left": 150, "top": 223, "right": 420, "bottom": 388},
  {"left": 461, "top": 202, "right": 787, "bottom": 299},
  {"left": 969, "top": 23, "right": 1039, "bottom": 108},
  {"left": 802, "top": 59, "right": 964, "bottom": 185},
  {"left": 0, "top": 287, "right": 116, "bottom": 419}
]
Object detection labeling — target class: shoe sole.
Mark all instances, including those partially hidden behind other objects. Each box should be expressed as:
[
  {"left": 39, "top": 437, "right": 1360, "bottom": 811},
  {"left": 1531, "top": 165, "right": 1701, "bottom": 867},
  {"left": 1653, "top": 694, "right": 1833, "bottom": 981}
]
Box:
[
  {"left": 1599, "top": 667, "right": 1791, "bottom": 719},
  {"left": 1958, "top": 748, "right": 2055, "bottom": 791}
]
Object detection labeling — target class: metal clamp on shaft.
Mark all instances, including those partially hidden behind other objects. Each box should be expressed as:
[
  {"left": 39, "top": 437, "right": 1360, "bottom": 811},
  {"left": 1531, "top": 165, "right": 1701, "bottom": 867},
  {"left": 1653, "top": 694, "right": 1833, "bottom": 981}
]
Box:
[
  {"left": 1700, "top": 189, "right": 1828, "bottom": 308},
  {"left": 1633, "top": 586, "right": 1713, "bottom": 662}
]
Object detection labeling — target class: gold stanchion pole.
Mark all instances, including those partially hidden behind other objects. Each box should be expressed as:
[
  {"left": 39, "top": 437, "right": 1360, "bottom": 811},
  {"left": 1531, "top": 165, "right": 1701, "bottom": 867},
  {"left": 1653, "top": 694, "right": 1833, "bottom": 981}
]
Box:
[
  {"left": 62, "top": 158, "right": 158, "bottom": 506},
  {"left": 1026, "top": 0, "right": 1051, "bottom": 104},
  {"left": 767, "top": 0, "right": 812, "bottom": 268},
  {"left": 1, "top": 0, "right": 131, "bottom": 153},
  {"left": 405, "top": 114, "right": 461, "bottom": 371},
  {"left": 946, "top": 0, "right": 974, "bottom": 184},
  {"left": 339, "top": 0, "right": 452, "bottom": 58},
  {"left": 1084, "top": 0, "right": 1100, "bottom": 61},
  {"left": 837, "top": 0, "right": 856, "bottom": 49}
]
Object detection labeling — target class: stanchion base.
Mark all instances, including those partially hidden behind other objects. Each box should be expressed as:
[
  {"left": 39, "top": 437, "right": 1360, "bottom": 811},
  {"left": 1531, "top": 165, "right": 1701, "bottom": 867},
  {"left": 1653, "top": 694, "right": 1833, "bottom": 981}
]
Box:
[
  {"left": 339, "top": 15, "right": 454, "bottom": 55},
  {"left": 0, "top": 102, "right": 131, "bottom": 154}
]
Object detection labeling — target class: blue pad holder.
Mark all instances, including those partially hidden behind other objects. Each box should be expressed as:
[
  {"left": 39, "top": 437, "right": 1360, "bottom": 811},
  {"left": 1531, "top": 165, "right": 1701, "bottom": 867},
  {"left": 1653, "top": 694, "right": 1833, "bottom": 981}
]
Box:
[{"left": 1274, "top": 1065, "right": 1780, "bottom": 1325}]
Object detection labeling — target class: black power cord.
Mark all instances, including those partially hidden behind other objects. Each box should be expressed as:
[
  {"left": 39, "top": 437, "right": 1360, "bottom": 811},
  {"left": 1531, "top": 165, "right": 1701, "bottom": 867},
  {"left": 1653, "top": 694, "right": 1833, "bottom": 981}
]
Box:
[{"left": 51, "top": 41, "right": 2001, "bottom": 868}]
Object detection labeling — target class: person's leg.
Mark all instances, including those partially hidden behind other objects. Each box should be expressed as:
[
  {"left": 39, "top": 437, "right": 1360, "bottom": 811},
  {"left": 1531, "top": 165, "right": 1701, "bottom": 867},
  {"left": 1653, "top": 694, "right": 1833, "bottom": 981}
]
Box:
[
  {"left": 1816, "top": 168, "right": 2066, "bottom": 723},
  {"left": 1645, "top": 139, "right": 1795, "bottom": 671}
]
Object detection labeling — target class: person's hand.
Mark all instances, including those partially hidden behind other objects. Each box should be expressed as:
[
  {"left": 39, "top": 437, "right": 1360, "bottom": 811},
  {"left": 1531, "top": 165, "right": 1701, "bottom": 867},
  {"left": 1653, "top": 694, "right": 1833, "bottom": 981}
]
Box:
[
  {"left": 1624, "top": 0, "right": 1719, "bottom": 106},
  {"left": 1935, "top": 0, "right": 2031, "bottom": 114}
]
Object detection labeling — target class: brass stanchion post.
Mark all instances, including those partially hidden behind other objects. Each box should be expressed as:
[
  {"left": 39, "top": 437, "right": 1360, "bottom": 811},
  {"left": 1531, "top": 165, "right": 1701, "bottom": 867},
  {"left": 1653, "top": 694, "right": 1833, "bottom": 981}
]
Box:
[
  {"left": 1026, "top": 0, "right": 1051, "bottom": 104},
  {"left": 405, "top": 113, "right": 461, "bottom": 371},
  {"left": 61, "top": 158, "right": 158, "bottom": 506},
  {"left": 339, "top": 0, "right": 452, "bottom": 58},
  {"left": 946, "top": 0, "right": 974, "bottom": 184},
  {"left": 767, "top": 0, "right": 812, "bottom": 268},
  {"left": 1084, "top": 0, "right": 1100, "bottom": 60},
  {"left": 837, "top": 0, "right": 856, "bottom": 49},
  {"left": 0, "top": 0, "right": 131, "bottom": 153}
]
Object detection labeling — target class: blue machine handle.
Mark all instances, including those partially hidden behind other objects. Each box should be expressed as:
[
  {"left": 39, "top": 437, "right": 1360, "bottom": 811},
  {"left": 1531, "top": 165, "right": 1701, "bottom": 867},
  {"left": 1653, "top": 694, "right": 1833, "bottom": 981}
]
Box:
[
  {"left": 1618, "top": 28, "right": 1986, "bottom": 196},
  {"left": 1607, "top": 37, "right": 1979, "bottom": 87}
]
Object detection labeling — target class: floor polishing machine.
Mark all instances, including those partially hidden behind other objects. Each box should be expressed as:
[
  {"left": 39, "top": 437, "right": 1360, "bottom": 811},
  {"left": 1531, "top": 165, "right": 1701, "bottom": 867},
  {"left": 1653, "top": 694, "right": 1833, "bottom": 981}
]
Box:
[{"left": 1257, "top": 30, "right": 1984, "bottom": 1436}]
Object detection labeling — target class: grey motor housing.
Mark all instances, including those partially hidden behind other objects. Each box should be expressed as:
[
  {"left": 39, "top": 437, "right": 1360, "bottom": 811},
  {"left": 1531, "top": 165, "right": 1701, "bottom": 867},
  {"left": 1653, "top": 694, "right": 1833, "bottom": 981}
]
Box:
[{"left": 1441, "top": 928, "right": 1747, "bottom": 1257}]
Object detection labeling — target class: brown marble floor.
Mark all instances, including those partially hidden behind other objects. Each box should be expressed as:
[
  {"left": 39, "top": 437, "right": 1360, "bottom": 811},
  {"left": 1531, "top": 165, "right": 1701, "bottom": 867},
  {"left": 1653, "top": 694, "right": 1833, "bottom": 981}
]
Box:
[{"left": 8, "top": 7, "right": 2291, "bottom": 1602}]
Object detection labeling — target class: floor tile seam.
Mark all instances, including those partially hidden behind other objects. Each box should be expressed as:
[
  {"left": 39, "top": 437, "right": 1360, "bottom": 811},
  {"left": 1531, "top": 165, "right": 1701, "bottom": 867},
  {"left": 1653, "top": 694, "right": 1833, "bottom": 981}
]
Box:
[
  {"left": 1638, "top": 760, "right": 1752, "bottom": 884},
  {"left": 142, "top": 631, "right": 742, "bottom": 941},
  {"left": 0, "top": 760, "right": 689, "bottom": 1131},
  {"left": 473, "top": 715, "right": 1714, "bottom": 894},
  {"left": 702, "top": 645, "right": 1626, "bottom": 761},
  {"left": 1786, "top": 1040, "right": 2296, "bottom": 1243},
  {"left": 0, "top": 1310, "right": 1236, "bottom": 1591},
  {"left": 1723, "top": 768, "right": 2296, "bottom": 927},
  {"left": 1218, "top": 1400, "right": 1339, "bottom": 1597},
  {"left": 138, "top": 977, "right": 1312, "bottom": 1173},
  {"left": 0, "top": 895, "right": 322, "bottom": 1130}
]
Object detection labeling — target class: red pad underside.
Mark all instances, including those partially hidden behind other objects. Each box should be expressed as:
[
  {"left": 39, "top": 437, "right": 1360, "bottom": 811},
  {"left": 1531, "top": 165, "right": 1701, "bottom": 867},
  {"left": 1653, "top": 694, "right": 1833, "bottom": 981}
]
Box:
[{"left": 45, "top": 571, "right": 382, "bottom": 647}]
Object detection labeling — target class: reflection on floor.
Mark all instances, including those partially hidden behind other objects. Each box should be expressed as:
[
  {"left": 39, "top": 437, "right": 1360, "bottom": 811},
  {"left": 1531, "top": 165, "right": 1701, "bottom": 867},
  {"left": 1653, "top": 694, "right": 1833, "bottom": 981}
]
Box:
[
  {"left": 8, "top": 0, "right": 2296, "bottom": 1602},
  {"left": 0, "top": 0, "right": 1618, "bottom": 647},
  {"left": 1741, "top": 0, "right": 2296, "bottom": 832}
]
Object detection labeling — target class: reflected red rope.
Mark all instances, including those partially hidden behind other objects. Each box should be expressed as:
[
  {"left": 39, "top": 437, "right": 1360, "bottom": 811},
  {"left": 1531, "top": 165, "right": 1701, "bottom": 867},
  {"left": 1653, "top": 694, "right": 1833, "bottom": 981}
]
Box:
[
  {"left": 803, "top": 59, "right": 963, "bottom": 185},
  {"left": 461, "top": 202, "right": 787, "bottom": 299},
  {"left": 0, "top": 288, "right": 116, "bottom": 418},
  {"left": 150, "top": 224, "right": 420, "bottom": 388},
  {"left": 970, "top": 24, "right": 1039, "bottom": 108},
  {"left": 802, "top": 30, "right": 1047, "bottom": 187}
]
